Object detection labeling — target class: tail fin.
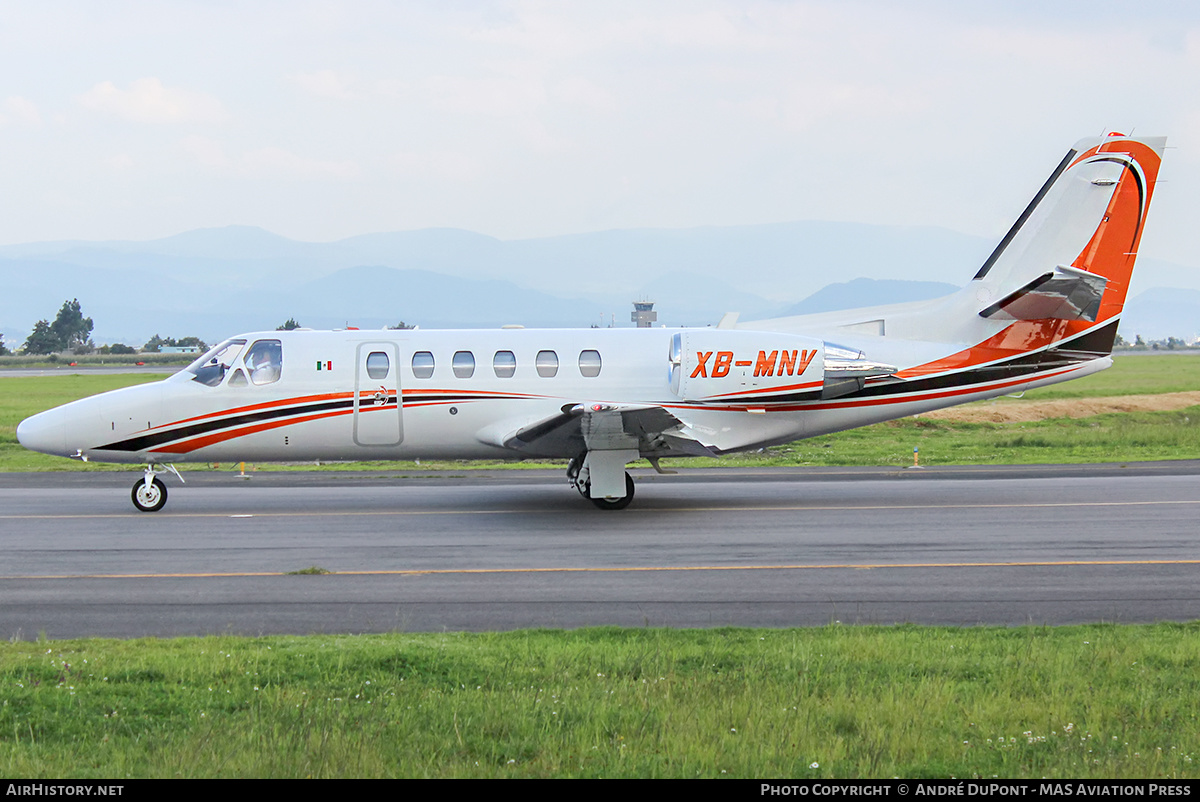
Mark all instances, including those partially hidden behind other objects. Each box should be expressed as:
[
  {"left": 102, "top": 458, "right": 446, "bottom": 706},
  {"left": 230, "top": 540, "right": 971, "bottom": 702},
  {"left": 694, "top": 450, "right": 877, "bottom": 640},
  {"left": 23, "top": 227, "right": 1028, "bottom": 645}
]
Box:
[
  {"left": 742, "top": 135, "right": 1164, "bottom": 374},
  {"left": 972, "top": 134, "right": 1165, "bottom": 348}
]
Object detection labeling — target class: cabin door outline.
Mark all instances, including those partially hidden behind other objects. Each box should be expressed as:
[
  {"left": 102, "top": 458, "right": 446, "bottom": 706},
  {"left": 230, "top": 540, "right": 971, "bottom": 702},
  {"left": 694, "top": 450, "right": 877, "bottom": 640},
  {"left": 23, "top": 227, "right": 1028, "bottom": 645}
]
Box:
[{"left": 353, "top": 342, "right": 403, "bottom": 446}]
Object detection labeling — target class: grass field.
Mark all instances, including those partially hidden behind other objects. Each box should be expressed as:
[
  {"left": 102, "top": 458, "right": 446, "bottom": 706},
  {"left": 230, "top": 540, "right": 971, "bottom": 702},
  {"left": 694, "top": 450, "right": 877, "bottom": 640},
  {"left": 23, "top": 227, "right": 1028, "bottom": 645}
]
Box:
[
  {"left": 0, "top": 374, "right": 168, "bottom": 471},
  {"left": 2, "top": 625, "right": 1196, "bottom": 779},
  {"left": 3, "top": 355, "right": 1200, "bottom": 471},
  {"left": 1018, "top": 352, "right": 1200, "bottom": 399}
]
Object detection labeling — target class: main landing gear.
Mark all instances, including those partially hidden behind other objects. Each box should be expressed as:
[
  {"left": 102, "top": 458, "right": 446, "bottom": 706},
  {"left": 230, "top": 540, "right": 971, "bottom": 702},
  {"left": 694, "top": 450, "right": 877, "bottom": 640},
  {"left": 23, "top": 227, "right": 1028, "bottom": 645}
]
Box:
[
  {"left": 567, "top": 455, "right": 636, "bottom": 511},
  {"left": 590, "top": 473, "right": 635, "bottom": 510},
  {"left": 131, "top": 463, "right": 183, "bottom": 512}
]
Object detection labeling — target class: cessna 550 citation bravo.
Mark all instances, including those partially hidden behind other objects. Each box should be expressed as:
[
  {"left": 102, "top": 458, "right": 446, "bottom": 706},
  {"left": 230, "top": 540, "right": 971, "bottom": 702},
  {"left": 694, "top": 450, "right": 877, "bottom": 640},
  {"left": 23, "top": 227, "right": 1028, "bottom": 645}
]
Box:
[{"left": 18, "top": 134, "right": 1165, "bottom": 511}]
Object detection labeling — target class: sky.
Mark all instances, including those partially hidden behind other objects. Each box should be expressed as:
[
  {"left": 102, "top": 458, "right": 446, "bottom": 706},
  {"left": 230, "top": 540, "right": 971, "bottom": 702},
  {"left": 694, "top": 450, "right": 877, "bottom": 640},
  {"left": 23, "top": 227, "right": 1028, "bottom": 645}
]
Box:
[{"left": 2, "top": 0, "right": 1199, "bottom": 267}]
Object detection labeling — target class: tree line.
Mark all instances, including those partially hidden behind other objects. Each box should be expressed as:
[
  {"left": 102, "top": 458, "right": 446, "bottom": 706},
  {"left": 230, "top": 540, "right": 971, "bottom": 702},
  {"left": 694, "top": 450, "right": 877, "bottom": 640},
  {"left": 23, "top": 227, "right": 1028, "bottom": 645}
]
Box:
[
  {"left": 1, "top": 299, "right": 208, "bottom": 357},
  {"left": 1, "top": 300, "right": 417, "bottom": 357},
  {"left": 18, "top": 299, "right": 94, "bottom": 355}
]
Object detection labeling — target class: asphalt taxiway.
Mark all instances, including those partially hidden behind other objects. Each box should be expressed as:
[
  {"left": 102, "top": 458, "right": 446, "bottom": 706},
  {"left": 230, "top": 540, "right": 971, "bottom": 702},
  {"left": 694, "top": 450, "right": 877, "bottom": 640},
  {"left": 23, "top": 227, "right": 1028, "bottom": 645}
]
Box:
[{"left": 1, "top": 463, "right": 1198, "bottom": 638}]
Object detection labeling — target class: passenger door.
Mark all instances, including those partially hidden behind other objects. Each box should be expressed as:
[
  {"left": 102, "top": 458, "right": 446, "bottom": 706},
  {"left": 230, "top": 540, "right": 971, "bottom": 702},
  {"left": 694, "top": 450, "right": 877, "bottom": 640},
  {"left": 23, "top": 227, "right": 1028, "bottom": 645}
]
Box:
[{"left": 353, "top": 342, "right": 403, "bottom": 446}]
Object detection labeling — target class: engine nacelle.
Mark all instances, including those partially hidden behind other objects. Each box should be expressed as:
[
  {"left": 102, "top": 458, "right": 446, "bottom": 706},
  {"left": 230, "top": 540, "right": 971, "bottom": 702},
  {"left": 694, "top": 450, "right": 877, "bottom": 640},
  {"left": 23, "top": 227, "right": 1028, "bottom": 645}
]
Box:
[{"left": 669, "top": 331, "right": 825, "bottom": 402}]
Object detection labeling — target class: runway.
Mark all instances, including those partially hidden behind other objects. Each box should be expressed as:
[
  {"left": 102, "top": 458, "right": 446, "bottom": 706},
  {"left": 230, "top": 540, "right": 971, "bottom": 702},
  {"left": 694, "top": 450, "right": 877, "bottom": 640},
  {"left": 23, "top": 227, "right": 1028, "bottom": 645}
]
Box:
[{"left": 2, "top": 463, "right": 1199, "bottom": 638}]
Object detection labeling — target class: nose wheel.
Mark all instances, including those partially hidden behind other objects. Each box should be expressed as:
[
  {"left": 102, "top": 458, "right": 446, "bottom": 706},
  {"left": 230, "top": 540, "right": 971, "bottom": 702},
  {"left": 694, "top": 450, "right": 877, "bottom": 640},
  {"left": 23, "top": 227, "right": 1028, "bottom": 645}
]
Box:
[
  {"left": 132, "top": 477, "right": 168, "bottom": 512},
  {"left": 130, "top": 463, "right": 183, "bottom": 512}
]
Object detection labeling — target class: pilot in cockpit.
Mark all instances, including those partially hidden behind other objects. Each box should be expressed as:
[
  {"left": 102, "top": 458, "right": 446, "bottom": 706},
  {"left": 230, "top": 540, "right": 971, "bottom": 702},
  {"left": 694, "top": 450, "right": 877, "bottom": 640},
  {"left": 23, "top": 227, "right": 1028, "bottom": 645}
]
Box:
[{"left": 245, "top": 340, "right": 283, "bottom": 385}]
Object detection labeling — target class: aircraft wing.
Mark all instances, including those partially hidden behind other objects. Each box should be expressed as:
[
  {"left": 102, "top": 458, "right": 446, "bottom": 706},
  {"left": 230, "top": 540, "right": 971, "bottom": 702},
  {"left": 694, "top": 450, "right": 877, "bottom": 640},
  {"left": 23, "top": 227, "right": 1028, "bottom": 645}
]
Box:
[{"left": 480, "top": 402, "right": 717, "bottom": 458}]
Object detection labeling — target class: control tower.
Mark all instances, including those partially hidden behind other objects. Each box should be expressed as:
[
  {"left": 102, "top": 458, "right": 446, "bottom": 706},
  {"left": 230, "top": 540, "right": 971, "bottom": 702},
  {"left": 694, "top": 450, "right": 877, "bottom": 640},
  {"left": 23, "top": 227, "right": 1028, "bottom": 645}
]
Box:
[{"left": 631, "top": 300, "right": 657, "bottom": 328}]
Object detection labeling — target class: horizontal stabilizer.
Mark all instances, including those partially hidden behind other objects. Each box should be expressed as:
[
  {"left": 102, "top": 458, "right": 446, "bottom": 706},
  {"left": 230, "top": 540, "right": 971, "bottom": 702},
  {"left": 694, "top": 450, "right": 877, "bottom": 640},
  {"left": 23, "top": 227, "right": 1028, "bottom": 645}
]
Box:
[{"left": 979, "top": 265, "right": 1108, "bottom": 322}]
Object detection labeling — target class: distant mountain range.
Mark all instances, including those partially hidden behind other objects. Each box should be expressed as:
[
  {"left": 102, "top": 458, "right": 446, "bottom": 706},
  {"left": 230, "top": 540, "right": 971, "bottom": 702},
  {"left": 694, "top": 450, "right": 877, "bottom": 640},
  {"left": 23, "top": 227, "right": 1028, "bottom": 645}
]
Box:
[{"left": 1, "top": 222, "right": 1196, "bottom": 347}]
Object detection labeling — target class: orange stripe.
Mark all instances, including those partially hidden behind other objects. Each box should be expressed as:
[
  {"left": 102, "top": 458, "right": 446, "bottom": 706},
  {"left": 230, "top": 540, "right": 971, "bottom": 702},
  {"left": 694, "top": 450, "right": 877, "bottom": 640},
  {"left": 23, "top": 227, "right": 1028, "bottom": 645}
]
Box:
[
  {"left": 895, "top": 319, "right": 1087, "bottom": 379},
  {"left": 792, "top": 365, "right": 1077, "bottom": 412},
  {"left": 158, "top": 391, "right": 355, "bottom": 430},
  {"left": 152, "top": 408, "right": 357, "bottom": 454},
  {"left": 663, "top": 364, "right": 1080, "bottom": 414},
  {"left": 159, "top": 388, "right": 544, "bottom": 433}
]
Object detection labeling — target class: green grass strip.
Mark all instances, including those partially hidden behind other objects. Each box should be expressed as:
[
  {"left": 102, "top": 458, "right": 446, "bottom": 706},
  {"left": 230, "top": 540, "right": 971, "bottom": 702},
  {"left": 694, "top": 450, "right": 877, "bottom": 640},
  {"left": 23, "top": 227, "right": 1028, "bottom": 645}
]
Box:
[{"left": 1, "top": 625, "right": 1197, "bottom": 778}]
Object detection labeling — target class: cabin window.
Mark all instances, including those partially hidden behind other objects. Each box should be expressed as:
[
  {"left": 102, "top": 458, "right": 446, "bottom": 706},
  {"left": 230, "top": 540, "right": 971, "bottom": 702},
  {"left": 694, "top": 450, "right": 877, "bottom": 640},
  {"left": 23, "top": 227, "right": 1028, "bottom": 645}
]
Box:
[
  {"left": 452, "top": 351, "right": 476, "bottom": 379},
  {"left": 536, "top": 350, "right": 559, "bottom": 378},
  {"left": 366, "top": 351, "right": 390, "bottom": 380},
  {"left": 493, "top": 350, "right": 516, "bottom": 378},
  {"left": 578, "top": 349, "right": 602, "bottom": 377},
  {"left": 412, "top": 351, "right": 435, "bottom": 379},
  {"left": 185, "top": 338, "right": 246, "bottom": 387},
  {"left": 244, "top": 339, "right": 283, "bottom": 386}
]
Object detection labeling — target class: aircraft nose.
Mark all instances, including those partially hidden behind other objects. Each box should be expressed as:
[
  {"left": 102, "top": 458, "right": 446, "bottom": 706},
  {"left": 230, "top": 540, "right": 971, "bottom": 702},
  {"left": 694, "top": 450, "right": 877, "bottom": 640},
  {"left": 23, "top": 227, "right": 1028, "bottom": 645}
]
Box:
[{"left": 16, "top": 408, "right": 73, "bottom": 456}]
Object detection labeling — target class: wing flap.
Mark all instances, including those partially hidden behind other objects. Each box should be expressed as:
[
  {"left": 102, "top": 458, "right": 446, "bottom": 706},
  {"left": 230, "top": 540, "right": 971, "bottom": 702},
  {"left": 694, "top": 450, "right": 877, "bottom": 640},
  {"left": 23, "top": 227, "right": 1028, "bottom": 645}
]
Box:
[{"left": 481, "top": 402, "right": 713, "bottom": 457}]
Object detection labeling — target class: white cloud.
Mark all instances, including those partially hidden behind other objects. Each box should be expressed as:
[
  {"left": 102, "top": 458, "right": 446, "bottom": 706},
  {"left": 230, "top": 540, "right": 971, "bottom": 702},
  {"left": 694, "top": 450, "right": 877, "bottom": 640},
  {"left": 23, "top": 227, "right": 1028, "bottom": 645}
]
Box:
[
  {"left": 78, "top": 78, "right": 227, "bottom": 124},
  {"left": 1, "top": 96, "right": 42, "bottom": 127},
  {"left": 104, "top": 153, "right": 135, "bottom": 170},
  {"left": 293, "top": 69, "right": 355, "bottom": 100},
  {"left": 179, "top": 137, "right": 359, "bottom": 180},
  {"left": 0, "top": 1, "right": 1196, "bottom": 261},
  {"left": 241, "top": 147, "right": 360, "bottom": 180},
  {"left": 550, "top": 76, "right": 617, "bottom": 113},
  {"left": 179, "top": 135, "right": 231, "bottom": 168},
  {"left": 388, "top": 149, "right": 478, "bottom": 182}
]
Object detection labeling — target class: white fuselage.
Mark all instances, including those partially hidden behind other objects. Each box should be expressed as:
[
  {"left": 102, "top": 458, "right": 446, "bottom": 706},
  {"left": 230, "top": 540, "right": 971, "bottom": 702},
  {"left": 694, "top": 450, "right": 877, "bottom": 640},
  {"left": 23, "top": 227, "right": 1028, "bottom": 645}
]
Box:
[{"left": 16, "top": 325, "right": 1109, "bottom": 467}]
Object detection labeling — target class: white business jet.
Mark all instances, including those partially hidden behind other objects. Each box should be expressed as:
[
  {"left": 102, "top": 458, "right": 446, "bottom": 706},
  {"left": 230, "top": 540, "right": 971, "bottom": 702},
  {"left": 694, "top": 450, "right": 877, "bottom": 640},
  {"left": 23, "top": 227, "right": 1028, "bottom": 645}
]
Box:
[{"left": 17, "top": 134, "right": 1165, "bottom": 511}]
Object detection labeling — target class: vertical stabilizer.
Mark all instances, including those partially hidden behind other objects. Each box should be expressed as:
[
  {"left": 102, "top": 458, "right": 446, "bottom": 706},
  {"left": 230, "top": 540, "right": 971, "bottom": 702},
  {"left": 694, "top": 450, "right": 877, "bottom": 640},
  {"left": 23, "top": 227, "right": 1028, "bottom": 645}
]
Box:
[{"left": 972, "top": 134, "right": 1164, "bottom": 349}]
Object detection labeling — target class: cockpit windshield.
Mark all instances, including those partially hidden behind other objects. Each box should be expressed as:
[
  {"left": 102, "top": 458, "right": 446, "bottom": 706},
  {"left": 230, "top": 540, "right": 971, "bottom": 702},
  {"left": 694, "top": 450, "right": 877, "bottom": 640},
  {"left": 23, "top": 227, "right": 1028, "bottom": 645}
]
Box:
[{"left": 184, "top": 339, "right": 247, "bottom": 387}]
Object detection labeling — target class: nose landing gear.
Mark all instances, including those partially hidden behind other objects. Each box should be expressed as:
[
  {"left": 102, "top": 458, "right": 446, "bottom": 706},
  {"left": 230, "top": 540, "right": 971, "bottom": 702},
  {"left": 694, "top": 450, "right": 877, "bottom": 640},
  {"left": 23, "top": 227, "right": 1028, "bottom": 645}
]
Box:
[
  {"left": 132, "top": 477, "right": 167, "bottom": 512},
  {"left": 131, "top": 463, "right": 183, "bottom": 512}
]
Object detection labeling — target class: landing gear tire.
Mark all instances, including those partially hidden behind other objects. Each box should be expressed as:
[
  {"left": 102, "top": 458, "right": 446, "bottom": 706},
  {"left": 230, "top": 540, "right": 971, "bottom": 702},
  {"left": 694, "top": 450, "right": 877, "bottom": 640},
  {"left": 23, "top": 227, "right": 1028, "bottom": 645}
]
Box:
[
  {"left": 132, "top": 477, "right": 168, "bottom": 512},
  {"left": 590, "top": 472, "right": 634, "bottom": 511}
]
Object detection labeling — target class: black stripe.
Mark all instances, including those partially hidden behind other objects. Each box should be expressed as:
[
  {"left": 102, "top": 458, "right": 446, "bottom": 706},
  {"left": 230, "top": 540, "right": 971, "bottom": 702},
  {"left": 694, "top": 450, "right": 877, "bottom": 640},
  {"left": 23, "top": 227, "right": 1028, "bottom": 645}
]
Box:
[
  {"left": 693, "top": 320, "right": 1121, "bottom": 406},
  {"left": 98, "top": 398, "right": 365, "bottom": 452},
  {"left": 1060, "top": 319, "right": 1120, "bottom": 355},
  {"left": 404, "top": 393, "right": 531, "bottom": 403},
  {"left": 102, "top": 390, "right": 535, "bottom": 452},
  {"left": 831, "top": 320, "right": 1120, "bottom": 400},
  {"left": 973, "top": 149, "right": 1077, "bottom": 281},
  {"left": 696, "top": 353, "right": 1077, "bottom": 406},
  {"left": 1089, "top": 155, "right": 1146, "bottom": 251}
]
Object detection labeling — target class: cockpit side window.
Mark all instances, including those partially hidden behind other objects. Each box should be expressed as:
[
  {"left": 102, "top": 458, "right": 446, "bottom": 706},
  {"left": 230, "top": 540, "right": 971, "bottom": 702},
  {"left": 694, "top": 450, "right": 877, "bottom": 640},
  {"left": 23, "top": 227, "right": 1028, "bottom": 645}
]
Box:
[
  {"left": 185, "top": 339, "right": 246, "bottom": 387},
  {"left": 243, "top": 339, "right": 283, "bottom": 386}
]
